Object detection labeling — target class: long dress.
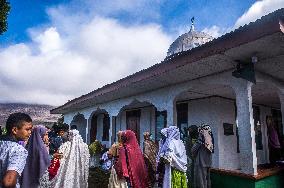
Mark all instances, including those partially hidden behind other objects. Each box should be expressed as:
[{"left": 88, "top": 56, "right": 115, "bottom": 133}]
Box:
[
  {"left": 157, "top": 126, "right": 188, "bottom": 188},
  {"left": 191, "top": 124, "right": 213, "bottom": 188},
  {"left": 51, "top": 129, "right": 90, "bottom": 188},
  {"left": 21, "top": 126, "right": 51, "bottom": 188},
  {"left": 108, "top": 166, "right": 128, "bottom": 188},
  {"left": 191, "top": 143, "right": 211, "bottom": 188},
  {"left": 184, "top": 134, "right": 194, "bottom": 188},
  {"left": 143, "top": 137, "right": 158, "bottom": 187},
  {"left": 39, "top": 170, "right": 50, "bottom": 188},
  {"left": 108, "top": 143, "right": 128, "bottom": 188},
  {"left": 119, "top": 130, "right": 149, "bottom": 188},
  {"left": 172, "top": 168, "right": 187, "bottom": 187}
]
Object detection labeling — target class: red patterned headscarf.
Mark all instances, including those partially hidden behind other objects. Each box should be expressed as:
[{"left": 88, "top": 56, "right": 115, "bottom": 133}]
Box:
[{"left": 119, "top": 130, "right": 149, "bottom": 188}]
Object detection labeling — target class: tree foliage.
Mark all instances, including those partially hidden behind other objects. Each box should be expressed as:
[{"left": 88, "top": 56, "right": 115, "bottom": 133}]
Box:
[
  {"left": 52, "top": 115, "right": 69, "bottom": 132},
  {"left": 0, "top": 0, "right": 10, "bottom": 35}
]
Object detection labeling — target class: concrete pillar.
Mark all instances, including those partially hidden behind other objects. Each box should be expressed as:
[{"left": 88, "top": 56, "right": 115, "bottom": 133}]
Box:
[
  {"left": 112, "top": 116, "right": 117, "bottom": 143},
  {"left": 109, "top": 116, "right": 113, "bottom": 147},
  {"left": 167, "top": 104, "right": 174, "bottom": 126},
  {"left": 234, "top": 81, "right": 257, "bottom": 175},
  {"left": 173, "top": 102, "right": 177, "bottom": 126},
  {"left": 85, "top": 119, "right": 89, "bottom": 144},
  {"left": 63, "top": 113, "right": 73, "bottom": 125}
]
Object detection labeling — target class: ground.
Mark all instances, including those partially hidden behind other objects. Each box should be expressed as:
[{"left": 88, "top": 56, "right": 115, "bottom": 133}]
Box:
[{"left": 89, "top": 167, "right": 110, "bottom": 188}]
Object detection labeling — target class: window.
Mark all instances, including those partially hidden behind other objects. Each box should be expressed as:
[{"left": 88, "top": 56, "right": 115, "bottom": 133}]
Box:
[
  {"left": 155, "top": 110, "right": 167, "bottom": 141},
  {"left": 177, "top": 103, "right": 188, "bottom": 139},
  {"left": 102, "top": 114, "right": 110, "bottom": 141},
  {"left": 90, "top": 115, "right": 97, "bottom": 143}
]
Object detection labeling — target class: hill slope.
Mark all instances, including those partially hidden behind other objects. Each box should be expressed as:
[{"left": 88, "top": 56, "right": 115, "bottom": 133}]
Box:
[{"left": 0, "top": 103, "right": 60, "bottom": 127}]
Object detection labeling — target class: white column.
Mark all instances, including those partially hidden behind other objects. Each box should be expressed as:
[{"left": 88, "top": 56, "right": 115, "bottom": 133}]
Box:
[
  {"left": 111, "top": 116, "right": 115, "bottom": 143},
  {"left": 109, "top": 116, "right": 113, "bottom": 147},
  {"left": 167, "top": 105, "right": 174, "bottom": 126},
  {"left": 85, "top": 119, "right": 89, "bottom": 144},
  {"left": 234, "top": 80, "right": 257, "bottom": 175},
  {"left": 63, "top": 114, "right": 73, "bottom": 125},
  {"left": 83, "top": 112, "right": 92, "bottom": 144},
  {"left": 173, "top": 101, "right": 177, "bottom": 126}
]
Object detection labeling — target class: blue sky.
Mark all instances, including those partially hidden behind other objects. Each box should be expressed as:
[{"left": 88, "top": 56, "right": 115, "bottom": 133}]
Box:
[
  {"left": 1, "top": 0, "right": 69, "bottom": 44},
  {"left": 0, "top": 0, "right": 283, "bottom": 105},
  {"left": 2, "top": 0, "right": 256, "bottom": 44}
]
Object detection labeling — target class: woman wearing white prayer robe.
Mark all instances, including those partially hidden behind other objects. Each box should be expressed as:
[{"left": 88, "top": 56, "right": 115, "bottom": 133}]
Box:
[
  {"left": 51, "top": 129, "right": 90, "bottom": 188},
  {"left": 157, "top": 126, "right": 188, "bottom": 188}
]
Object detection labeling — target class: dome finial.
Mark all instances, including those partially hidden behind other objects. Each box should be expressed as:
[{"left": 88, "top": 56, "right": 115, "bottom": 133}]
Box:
[
  {"left": 190, "top": 17, "right": 195, "bottom": 31},
  {"left": 166, "top": 16, "right": 213, "bottom": 57}
]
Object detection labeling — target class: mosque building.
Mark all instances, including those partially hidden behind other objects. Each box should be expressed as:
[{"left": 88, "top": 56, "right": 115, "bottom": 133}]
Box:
[{"left": 52, "top": 8, "right": 284, "bottom": 187}]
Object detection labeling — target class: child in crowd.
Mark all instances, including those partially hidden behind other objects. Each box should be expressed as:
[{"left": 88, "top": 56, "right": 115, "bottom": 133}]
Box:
[
  {"left": 100, "top": 149, "right": 112, "bottom": 171},
  {"left": 0, "top": 113, "right": 33, "bottom": 188}
]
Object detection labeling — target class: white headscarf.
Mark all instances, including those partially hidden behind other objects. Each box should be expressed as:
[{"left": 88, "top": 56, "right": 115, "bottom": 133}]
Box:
[
  {"left": 51, "top": 129, "right": 90, "bottom": 188},
  {"left": 157, "top": 126, "right": 180, "bottom": 162},
  {"left": 157, "top": 126, "right": 187, "bottom": 188}
]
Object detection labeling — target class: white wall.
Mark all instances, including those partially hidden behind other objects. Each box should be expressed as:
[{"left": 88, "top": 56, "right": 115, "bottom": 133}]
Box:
[
  {"left": 187, "top": 97, "right": 272, "bottom": 170},
  {"left": 121, "top": 111, "right": 126, "bottom": 131},
  {"left": 96, "top": 114, "right": 111, "bottom": 147},
  {"left": 150, "top": 107, "right": 156, "bottom": 140},
  {"left": 70, "top": 116, "right": 87, "bottom": 143},
  {"left": 111, "top": 111, "right": 126, "bottom": 143},
  {"left": 188, "top": 98, "right": 219, "bottom": 169},
  {"left": 215, "top": 98, "right": 240, "bottom": 170},
  {"left": 65, "top": 96, "right": 272, "bottom": 169},
  {"left": 139, "top": 107, "right": 153, "bottom": 146},
  {"left": 187, "top": 97, "right": 239, "bottom": 170}
]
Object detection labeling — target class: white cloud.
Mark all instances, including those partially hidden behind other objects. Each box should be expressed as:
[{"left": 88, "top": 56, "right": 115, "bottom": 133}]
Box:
[
  {"left": 202, "top": 25, "right": 227, "bottom": 38},
  {"left": 0, "top": 4, "right": 171, "bottom": 106},
  {"left": 200, "top": 0, "right": 284, "bottom": 40},
  {"left": 33, "top": 27, "right": 63, "bottom": 54},
  {"left": 234, "top": 0, "right": 284, "bottom": 28}
]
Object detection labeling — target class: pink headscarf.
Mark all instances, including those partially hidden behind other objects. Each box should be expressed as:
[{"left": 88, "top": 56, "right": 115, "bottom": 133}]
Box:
[{"left": 119, "top": 130, "right": 149, "bottom": 188}]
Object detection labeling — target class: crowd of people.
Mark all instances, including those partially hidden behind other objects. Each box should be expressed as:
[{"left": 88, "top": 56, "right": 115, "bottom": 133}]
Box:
[
  {"left": 0, "top": 112, "right": 89, "bottom": 188},
  {"left": 1, "top": 111, "right": 284, "bottom": 188},
  {"left": 105, "top": 124, "right": 214, "bottom": 188},
  {"left": 10, "top": 110, "right": 284, "bottom": 188},
  {"left": 0, "top": 112, "right": 215, "bottom": 188}
]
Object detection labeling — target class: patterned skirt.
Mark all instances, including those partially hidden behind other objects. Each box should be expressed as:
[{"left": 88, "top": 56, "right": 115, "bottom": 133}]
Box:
[{"left": 171, "top": 168, "right": 187, "bottom": 188}]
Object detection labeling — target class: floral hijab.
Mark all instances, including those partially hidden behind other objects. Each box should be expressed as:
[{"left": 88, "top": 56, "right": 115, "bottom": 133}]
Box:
[{"left": 198, "top": 124, "right": 214, "bottom": 152}]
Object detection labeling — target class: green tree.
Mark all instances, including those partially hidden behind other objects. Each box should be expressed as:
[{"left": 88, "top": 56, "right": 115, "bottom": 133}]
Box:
[
  {"left": 52, "top": 115, "right": 68, "bottom": 131},
  {"left": 57, "top": 114, "right": 64, "bottom": 126},
  {"left": 0, "top": 0, "right": 10, "bottom": 35}
]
